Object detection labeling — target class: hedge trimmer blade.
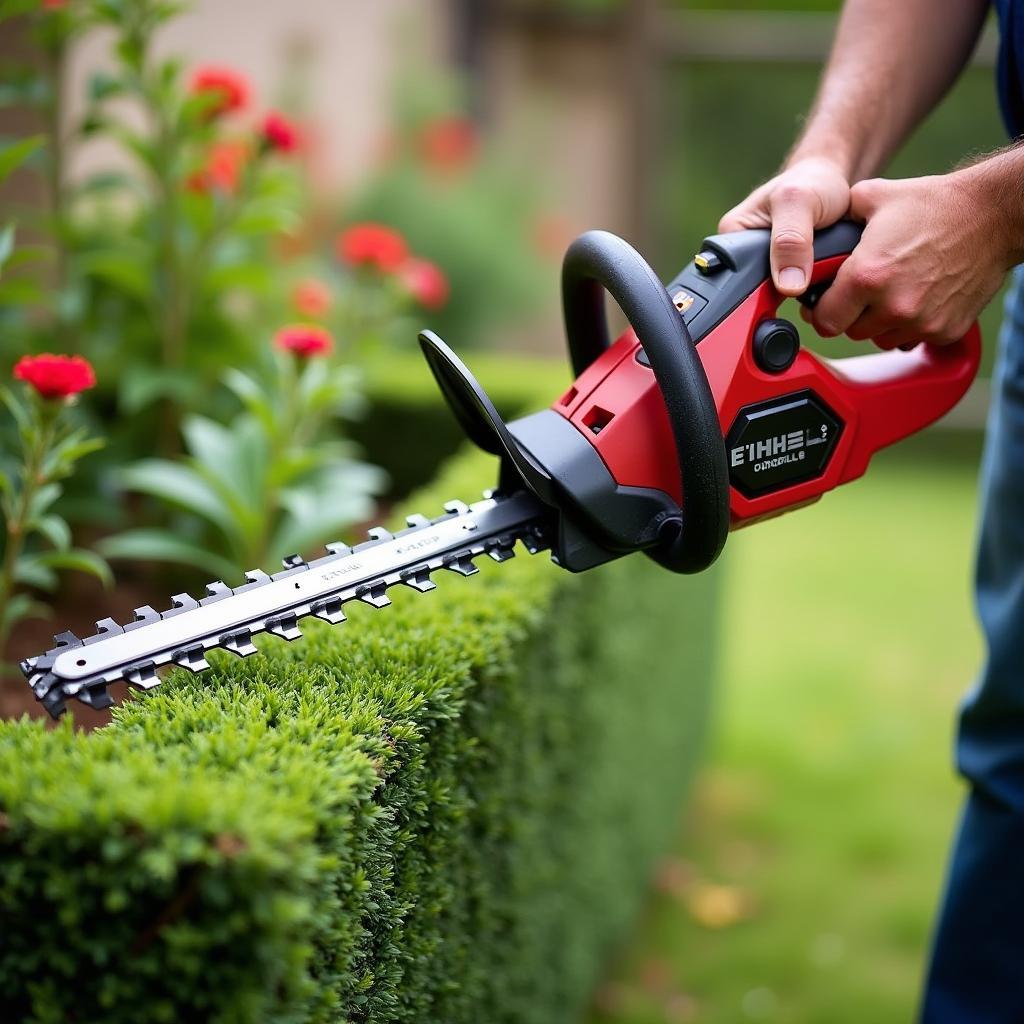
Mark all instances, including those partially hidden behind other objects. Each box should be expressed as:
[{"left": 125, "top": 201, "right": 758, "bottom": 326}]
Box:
[{"left": 23, "top": 491, "right": 551, "bottom": 718}]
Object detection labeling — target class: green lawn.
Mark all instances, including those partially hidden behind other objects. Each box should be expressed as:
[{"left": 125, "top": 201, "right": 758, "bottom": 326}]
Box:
[{"left": 588, "top": 438, "right": 984, "bottom": 1024}]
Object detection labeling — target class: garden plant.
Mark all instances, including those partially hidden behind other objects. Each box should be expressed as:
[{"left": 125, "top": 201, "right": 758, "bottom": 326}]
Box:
[{"left": 0, "top": 1, "right": 719, "bottom": 1020}]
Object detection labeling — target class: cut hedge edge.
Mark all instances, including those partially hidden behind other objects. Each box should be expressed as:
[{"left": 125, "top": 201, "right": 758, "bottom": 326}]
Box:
[{"left": 0, "top": 359, "right": 720, "bottom": 1023}]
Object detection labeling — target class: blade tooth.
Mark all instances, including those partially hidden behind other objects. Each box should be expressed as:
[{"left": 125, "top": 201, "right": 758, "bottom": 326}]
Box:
[
  {"left": 405, "top": 513, "right": 431, "bottom": 529},
  {"left": 488, "top": 546, "right": 515, "bottom": 563},
  {"left": 79, "top": 683, "right": 113, "bottom": 710},
  {"left": 311, "top": 598, "right": 347, "bottom": 625},
  {"left": 222, "top": 630, "right": 258, "bottom": 658},
  {"left": 124, "top": 661, "right": 160, "bottom": 690},
  {"left": 172, "top": 645, "right": 210, "bottom": 674},
  {"left": 92, "top": 616, "right": 125, "bottom": 638},
  {"left": 481, "top": 488, "right": 496, "bottom": 500},
  {"left": 444, "top": 551, "right": 479, "bottom": 577},
  {"left": 123, "top": 606, "right": 160, "bottom": 632},
  {"left": 353, "top": 531, "right": 390, "bottom": 553},
  {"left": 234, "top": 570, "right": 271, "bottom": 593},
  {"left": 201, "top": 581, "right": 233, "bottom": 605},
  {"left": 401, "top": 564, "right": 437, "bottom": 593},
  {"left": 40, "top": 686, "right": 68, "bottom": 718},
  {"left": 521, "top": 527, "right": 547, "bottom": 555},
  {"left": 266, "top": 615, "right": 302, "bottom": 641},
  {"left": 162, "top": 593, "right": 200, "bottom": 618},
  {"left": 31, "top": 671, "right": 59, "bottom": 699},
  {"left": 281, "top": 553, "right": 307, "bottom": 570},
  {"left": 443, "top": 499, "right": 469, "bottom": 516},
  {"left": 357, "top": 583, "right": 391, "bottom": 609},
  {"left": 324, "top": 541, "right": 351, "bottom": 557},
  {"left": 52, "top": 630, "right": 82, "bottom": 650}
]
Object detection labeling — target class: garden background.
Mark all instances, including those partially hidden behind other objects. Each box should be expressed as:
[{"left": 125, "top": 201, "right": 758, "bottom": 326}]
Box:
[{"left": 0, "top": 0, "right": 1000, "bottom": 1021}]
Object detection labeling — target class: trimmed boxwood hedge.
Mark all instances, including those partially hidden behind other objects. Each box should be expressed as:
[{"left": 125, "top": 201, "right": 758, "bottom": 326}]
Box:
[{"left": 0, "top": 355, "right": 720, "bottom": 1023}]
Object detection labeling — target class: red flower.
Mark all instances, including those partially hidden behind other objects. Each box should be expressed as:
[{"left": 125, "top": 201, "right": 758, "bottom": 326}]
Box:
[
  {"left": 336, "top": 223, "right": 409, "bottom": 273},
  {"left": 291, "top": 279, "right": 332, "bottom": 318},
  {"left": 190, "top": 66, "right": 250, "bottom": 118},
  {"left": 14, "top": 354, "right": 96, "bottom": 400},
  {"left": 274, "top": 323, "right": 334, "bottom": 359},
  {"left": 418, "top": 117, "right": 478, "bottom": 173},
  {"left": 186, "top": 140, "right": 248, "bottom": 194},
  {"left": 261, "top": 111, "right": 300, "bottom": 153},
  {"left": 398, "top": 258, "right": 449, "bottom": 311}
]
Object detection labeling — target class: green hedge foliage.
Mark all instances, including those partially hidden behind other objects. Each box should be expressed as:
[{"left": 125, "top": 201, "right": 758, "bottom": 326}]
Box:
[{"left": 0, "top": 359, "right": 720, "bottom": 1023}]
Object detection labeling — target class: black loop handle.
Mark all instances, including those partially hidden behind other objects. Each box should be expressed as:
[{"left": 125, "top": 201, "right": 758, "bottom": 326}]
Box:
[{"left": 561, "top": 230, "right": 729, "bottom": 574}]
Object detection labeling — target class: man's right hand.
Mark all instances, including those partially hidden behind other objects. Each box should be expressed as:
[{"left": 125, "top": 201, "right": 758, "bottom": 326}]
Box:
[{"left": 717, "top": 157, "right": 852, "bottom": 297}]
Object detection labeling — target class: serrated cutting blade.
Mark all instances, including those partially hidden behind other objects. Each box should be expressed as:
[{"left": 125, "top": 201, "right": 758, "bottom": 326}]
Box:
[{"left": 22, "top": 491, "right": 551, "bottom": 717}]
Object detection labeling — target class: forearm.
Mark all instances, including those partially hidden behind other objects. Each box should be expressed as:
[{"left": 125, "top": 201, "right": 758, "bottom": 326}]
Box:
[
  {"left": 789, "top": 0, "right": 989, "bottom": 180},
  {"left": 957, "top": 145, "right": 1024, "bottom": 267}
]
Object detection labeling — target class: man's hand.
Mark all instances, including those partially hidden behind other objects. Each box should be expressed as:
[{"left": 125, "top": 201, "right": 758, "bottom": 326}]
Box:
[
  {"left": 808, "top": 166, "right": 1019, "bottom": 348},
  {"left": 718, "top": 157, "right": 852, "bottom": 296}
]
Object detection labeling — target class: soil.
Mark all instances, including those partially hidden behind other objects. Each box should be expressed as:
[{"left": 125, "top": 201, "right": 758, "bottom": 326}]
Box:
[{"left": 2, "top": 571, "right": 160, "bottom": 730}]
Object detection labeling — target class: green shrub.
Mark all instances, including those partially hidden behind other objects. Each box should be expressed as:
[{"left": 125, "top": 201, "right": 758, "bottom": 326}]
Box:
[{"left": 0, "top": 361, "right": 720, "bottom": 1023}]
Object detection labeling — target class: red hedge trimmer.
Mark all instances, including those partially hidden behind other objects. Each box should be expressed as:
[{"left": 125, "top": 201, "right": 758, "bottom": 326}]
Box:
[{"left": 23, "top": 223, "right": 980, "bottom": 716}]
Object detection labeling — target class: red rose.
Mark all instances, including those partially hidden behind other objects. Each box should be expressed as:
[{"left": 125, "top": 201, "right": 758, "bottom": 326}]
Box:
[
  {"left": 186, "top": 140, "right": 248, "bottom": 194},
  {"left": 398, "top": 258, "right": 449, "bottom": 311},
  {"left": 336, "top": 223, "right": 409, "bottom": 273},
  {"left": 418, "top": 117, "right": 478, "bottom": 173},
  {"left": 291, "top": 279, "right": 332, "bottom": 318},
  {"left": 261, "top": 111, "right": 300, "bottom": 153},
  {"left": 190, "top": 66, "right": 250, "bottom": 118},
  {"left": 274, "top": 323, "right": 334, "bottom": 359},
  {"left": 14, "top": 354, "right": 96, "bottom": 400}
]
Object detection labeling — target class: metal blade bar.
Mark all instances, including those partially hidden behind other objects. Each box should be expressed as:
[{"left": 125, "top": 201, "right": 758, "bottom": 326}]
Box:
[{"left": 23, "top": 491, "right": 550, "bottom": 716}]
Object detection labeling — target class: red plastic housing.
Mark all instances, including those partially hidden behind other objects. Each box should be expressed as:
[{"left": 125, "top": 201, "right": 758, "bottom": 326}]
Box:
[{"left": 552, "top": 255, "right": 982, "bottom": 528}]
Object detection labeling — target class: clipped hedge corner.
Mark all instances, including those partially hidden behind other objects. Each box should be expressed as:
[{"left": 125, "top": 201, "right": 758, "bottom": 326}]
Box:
[{"left": 0, "top": 356, "right": 720, "bottom": 1023}]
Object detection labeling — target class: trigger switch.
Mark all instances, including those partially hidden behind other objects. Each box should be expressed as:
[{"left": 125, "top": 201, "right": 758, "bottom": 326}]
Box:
[{"left": 753, "top": 318, "right": 800, "bottom": 374}]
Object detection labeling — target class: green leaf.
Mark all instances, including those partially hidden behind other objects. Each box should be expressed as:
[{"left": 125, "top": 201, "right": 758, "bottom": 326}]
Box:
[
  {"left": 0, "top": 386, "right": 30, "bottom": 433},
  {"left": 28, "top": 483, "right": 61, "bottom": 519},
  {"left": 118, "top": 459, "right": 237, "bottom": 540},
  {"left": 272, "top": 463, "right": 386, "bottom": 559},
  {"left": 100, "top": 529, "right": 240, "bottom": 583},
  {"left": 35, "top": 548, "right": 113, "bottom": 588},
  {"left": 204, "top": 261, "right": 272, "bottom": 293},
  {"left": 14, "top": 556, "right": 58, "bottom": 591},
  {"left": 0, "top": 135, "right": 44, "bottom": 186},
  {"left": 0, "top": 222, "right": 15, "bottom": 271},
  {"left": 119, "top": 366, "right": 196, "bottom": 415},
  {"left": 222, "top": 368, "right": 276, "bottom": 434},
  {"left": 32, "top": 513, "right": 71, "bottom": 551},
  {"left": 88, "top": 71, "right": 125, "bottom": 102},
  {"left": 0, "top": 275, "right": 43, "bottom": 305},
  {"left": 2, "top": 244, "right": 48, "bottom": 272},
  {"left": 183, "top": 414, "right": 267, "bottom": 524},
  {"left": 0, "top": 592, "right": 50, "bottom": 631},
  {"left": 78, "top": 250, "right": 151, "bottom": 301}
]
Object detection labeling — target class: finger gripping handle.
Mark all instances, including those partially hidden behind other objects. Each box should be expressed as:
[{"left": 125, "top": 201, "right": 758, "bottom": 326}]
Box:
[
  {"left": 561, "top": 230, "right": 730, "bottom": 573},
  {"left": 795, "top": 224, "right": 982, "bottom": 455}
]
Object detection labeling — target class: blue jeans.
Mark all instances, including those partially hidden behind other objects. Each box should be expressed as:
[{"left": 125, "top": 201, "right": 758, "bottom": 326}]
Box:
[{"left": 922, "top": 267, "right": 1024, "bottom": 1022}]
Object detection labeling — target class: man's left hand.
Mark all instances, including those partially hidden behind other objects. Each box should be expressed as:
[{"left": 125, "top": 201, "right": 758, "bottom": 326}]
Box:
[{"left": 808, "top": 166, "right": 1018, "bottom": 348}]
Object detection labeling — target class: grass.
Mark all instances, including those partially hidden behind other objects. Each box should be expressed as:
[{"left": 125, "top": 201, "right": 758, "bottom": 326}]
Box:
[{"left": 587, "top": 437, "right": 983, "bottom": 1024}]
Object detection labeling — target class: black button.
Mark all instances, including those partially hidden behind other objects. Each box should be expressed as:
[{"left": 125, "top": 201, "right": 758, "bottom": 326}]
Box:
[{"left": 753, "top": 318, "right": 799, "bottom": 374}]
